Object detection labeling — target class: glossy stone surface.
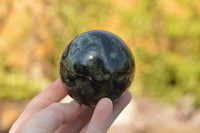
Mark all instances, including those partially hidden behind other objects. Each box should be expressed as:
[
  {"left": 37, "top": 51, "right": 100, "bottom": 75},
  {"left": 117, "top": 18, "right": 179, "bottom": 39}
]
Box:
[{"left": 60, "top": 30, "right": 135, "bottom": 106}]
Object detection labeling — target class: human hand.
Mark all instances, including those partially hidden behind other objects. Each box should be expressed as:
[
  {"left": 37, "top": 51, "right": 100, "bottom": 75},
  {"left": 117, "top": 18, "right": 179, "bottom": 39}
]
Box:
[{"left": 9, "top": 79, "right": 132, "bottom": 133}]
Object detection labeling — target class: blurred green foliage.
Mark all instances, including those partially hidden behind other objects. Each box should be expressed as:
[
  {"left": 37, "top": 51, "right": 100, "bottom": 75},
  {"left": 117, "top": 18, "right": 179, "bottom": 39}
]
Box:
[
  {"left": 0, "top": 61, "right": 41, "bottom": 100},
  {"left": 0, "top": 0, "right": 200, "bottom": 106}
]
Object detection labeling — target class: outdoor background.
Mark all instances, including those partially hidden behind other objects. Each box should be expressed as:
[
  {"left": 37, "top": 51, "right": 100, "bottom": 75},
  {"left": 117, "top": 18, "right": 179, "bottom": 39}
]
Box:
[{"left": 0, "top": 0, "right": 200, "bottom": 132}]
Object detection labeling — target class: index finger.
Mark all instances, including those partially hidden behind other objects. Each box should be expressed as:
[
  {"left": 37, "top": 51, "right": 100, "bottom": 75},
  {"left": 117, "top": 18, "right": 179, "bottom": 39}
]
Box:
[
  {"left": 10, "top": 79, "right": 68, "bottom": 132},
  {"left": 23, "top": 78, "right": 68, "bottom": 116}
]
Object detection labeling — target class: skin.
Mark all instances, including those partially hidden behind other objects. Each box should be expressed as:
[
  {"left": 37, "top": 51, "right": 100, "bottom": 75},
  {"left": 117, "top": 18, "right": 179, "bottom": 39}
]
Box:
[{"left": 9, "top": 79, "right": 132, "bottom": 133}]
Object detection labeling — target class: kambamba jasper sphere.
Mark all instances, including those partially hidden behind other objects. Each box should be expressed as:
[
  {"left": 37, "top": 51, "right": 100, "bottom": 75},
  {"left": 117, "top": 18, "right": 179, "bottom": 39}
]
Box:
[{"left": 59, "top": 30, "right": 135, "bottom": 106}]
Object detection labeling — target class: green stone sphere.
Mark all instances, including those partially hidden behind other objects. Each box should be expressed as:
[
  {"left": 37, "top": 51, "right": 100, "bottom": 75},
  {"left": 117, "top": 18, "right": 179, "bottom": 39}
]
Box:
[{"left": 59, "top": 30, "right": 135, "bottom": 106}]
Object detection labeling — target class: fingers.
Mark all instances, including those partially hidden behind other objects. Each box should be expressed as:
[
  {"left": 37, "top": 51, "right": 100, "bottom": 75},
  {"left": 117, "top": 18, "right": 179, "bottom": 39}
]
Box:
[
  {"left": 55, "top": 105, "right": 94, "bottom": 133},
  {"left": 82, "top": 98, "right": 113, "bottom": 133},
  {"left": 10, "top": 81, "right": 132, "bottom": 133},
  {"left": 16, "top": 101, "right": 82, "bottom": 133},
  {"left": 56, "top": 91, "right": 132, "bottom": 133},
  {"left": 24, "top": 79, "right": 67, "bottom": 116},
  {"left": 10, "top": 79, "right": 67, "bottom": 132}
]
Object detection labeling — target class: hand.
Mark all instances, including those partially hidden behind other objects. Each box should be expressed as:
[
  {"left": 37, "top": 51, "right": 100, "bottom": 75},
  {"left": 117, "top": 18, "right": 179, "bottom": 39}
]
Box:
[{"left": 9, "top": 79, "right": 132, "bottom": 133}]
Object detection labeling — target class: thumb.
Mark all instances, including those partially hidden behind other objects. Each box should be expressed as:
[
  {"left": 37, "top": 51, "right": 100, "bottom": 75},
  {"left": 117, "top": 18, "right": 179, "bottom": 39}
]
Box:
[
  {"left": 17, "top": 101, "right": 82, "bottom": 133},
  {"left": 82, "top": 98, "right": 113, "bottom": 133}
]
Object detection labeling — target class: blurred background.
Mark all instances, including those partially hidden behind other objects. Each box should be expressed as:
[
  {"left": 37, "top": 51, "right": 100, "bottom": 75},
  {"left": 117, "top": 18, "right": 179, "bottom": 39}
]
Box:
[{"left": 0, "top": 0, "right": 200, "bottom": 132}]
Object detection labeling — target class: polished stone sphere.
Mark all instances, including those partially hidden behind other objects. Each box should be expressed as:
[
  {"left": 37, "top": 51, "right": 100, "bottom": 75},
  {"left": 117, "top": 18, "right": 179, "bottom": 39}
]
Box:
[{"left": 59, "top": 30, "right": 135, "bottom": 106}]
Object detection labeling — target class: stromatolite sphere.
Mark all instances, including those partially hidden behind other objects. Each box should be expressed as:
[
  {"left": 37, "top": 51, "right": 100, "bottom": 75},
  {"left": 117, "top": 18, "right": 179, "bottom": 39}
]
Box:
[{"left": 60, "top": 30, "right": 135, "bottom": 106}]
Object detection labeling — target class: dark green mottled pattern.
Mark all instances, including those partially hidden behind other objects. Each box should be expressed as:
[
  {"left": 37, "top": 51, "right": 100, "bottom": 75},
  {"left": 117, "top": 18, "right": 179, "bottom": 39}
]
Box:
[{"left": 60, "top": 30, "right": 135, "bottom": 106}]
